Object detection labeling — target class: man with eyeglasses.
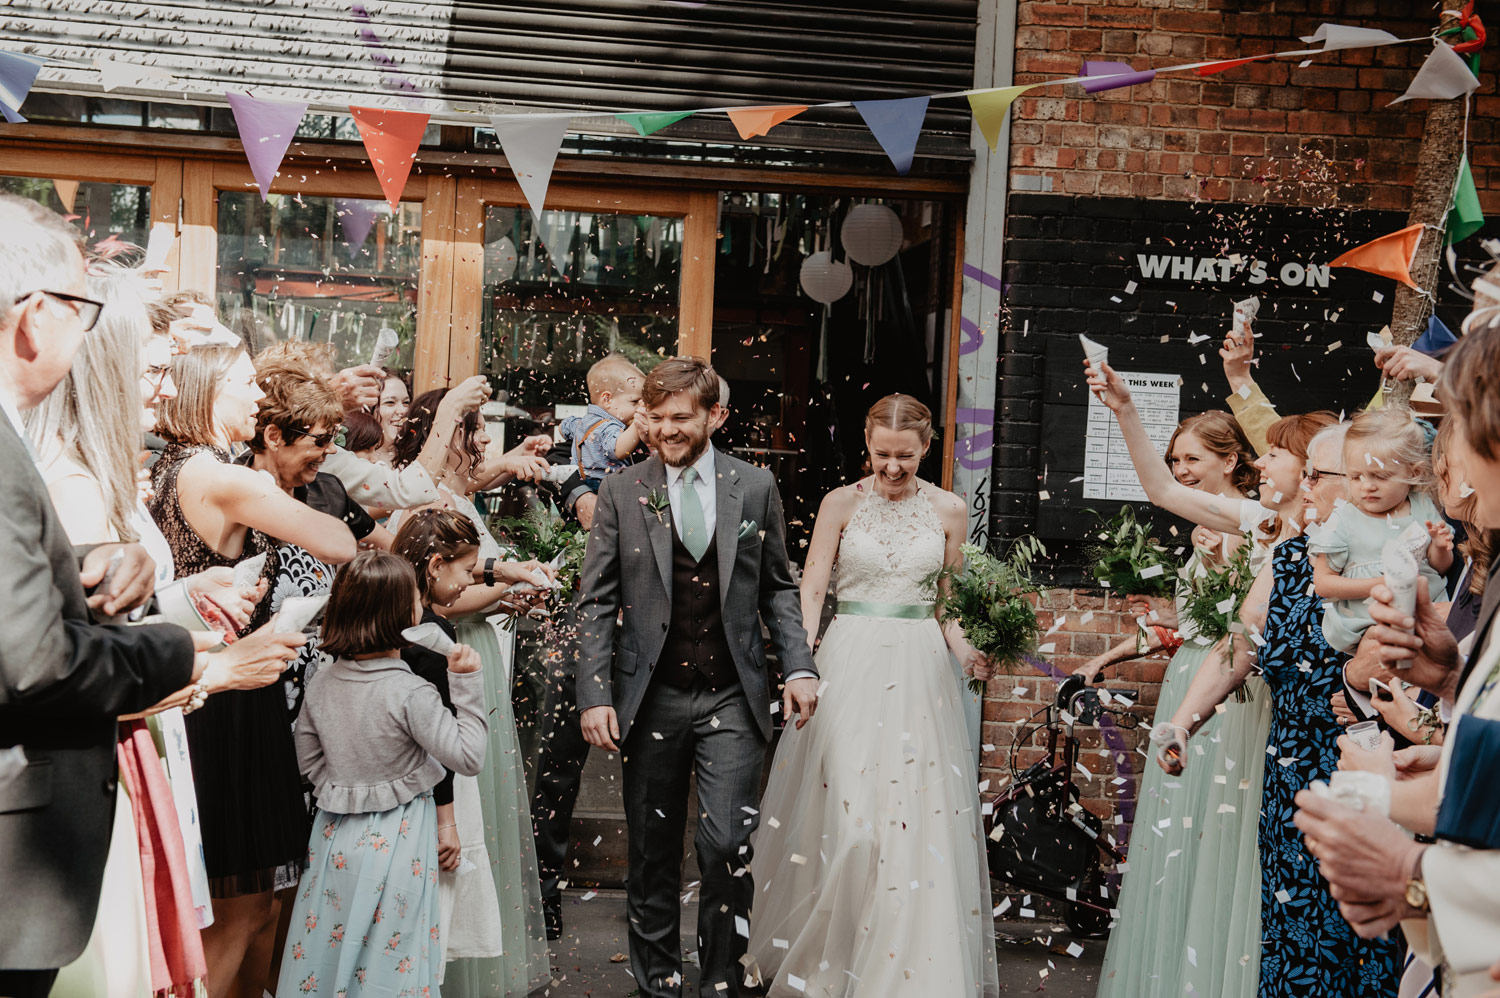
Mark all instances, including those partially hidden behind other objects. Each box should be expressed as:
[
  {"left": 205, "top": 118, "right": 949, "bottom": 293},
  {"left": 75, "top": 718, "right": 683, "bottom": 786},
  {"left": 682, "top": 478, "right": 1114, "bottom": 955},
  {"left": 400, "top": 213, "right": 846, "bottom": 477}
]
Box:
[{"left": 0, "top": 194, "right": 207, "bottom": 997}]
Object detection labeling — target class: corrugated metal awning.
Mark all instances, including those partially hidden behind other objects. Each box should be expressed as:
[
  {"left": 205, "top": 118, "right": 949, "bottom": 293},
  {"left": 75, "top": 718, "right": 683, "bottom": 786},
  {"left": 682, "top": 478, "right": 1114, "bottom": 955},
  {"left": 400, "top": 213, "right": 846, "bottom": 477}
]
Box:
[{"left": 3, "top": 0, "right": 979, "bottom": 161}]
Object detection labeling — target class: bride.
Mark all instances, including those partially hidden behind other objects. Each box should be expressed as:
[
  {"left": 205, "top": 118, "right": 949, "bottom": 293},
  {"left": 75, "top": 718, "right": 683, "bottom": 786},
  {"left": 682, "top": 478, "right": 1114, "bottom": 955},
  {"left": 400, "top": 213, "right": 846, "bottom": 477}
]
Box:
[{"left": 747, "top": 394, "right": 1000, "bottom": 997}]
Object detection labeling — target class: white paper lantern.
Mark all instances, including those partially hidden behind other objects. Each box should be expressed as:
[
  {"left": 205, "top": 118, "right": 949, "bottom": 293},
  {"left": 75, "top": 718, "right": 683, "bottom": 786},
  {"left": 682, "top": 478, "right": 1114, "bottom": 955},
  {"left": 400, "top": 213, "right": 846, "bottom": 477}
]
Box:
[
  {"left": 840, "top": 203, "right": 904, "bottom": 267},
  {"left": 800, "top": 251, "right": 853, "bottom": 303},
  {"left": 484, "top": 235, "right": 519, "bottom": 283}
]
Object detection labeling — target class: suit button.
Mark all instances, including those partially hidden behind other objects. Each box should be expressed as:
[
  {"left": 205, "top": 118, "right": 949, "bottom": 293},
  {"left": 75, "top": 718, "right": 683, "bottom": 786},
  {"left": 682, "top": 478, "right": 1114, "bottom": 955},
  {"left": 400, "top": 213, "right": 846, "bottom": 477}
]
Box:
[{"left": 102, "top": 777, "right": 117, "bottom": 795}]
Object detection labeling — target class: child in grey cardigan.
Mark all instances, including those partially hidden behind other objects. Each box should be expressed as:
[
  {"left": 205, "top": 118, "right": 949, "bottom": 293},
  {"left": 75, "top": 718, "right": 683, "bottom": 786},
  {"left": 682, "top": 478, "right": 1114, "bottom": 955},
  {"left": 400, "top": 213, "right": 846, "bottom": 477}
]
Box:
[{"left": 275, "top": 551, "right": 489, "bottom": 998}]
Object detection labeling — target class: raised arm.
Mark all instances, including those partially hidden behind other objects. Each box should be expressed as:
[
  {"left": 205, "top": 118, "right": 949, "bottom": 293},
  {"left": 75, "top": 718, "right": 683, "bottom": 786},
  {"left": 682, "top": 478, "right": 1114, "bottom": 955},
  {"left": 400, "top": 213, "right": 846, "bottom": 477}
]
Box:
[
  {"left": 1086, "top": 361, "right": 1248, "bottom": 533},
  {"left": 1220, "top": 320, "right": 1278, "bottom": 455}
]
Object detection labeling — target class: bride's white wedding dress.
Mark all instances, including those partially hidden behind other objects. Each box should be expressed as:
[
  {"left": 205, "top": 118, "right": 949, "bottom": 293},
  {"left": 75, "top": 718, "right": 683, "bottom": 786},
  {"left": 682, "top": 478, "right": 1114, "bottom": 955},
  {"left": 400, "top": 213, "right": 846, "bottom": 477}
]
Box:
[{"left": 748, "top": 488, "right": 1000, "bottom": 997}]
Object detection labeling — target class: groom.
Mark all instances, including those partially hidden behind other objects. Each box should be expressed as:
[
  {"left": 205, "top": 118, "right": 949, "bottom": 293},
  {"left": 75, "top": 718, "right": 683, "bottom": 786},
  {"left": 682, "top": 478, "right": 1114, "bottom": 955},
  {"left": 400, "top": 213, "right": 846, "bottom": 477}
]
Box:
[{"left": 577, "top": 356, "right": 819, "bottom": 997}]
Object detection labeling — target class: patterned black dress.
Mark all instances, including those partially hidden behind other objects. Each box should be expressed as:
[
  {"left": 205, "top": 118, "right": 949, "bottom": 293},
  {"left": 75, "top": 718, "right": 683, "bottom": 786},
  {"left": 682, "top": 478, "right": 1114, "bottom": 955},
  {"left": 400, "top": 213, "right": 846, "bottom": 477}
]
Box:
[
  {"left": 148, "top": 442, "right": 310, "bottom": 897},
  {"left": 1256, "top": 534, "right": 1399, "bottom": 997}
]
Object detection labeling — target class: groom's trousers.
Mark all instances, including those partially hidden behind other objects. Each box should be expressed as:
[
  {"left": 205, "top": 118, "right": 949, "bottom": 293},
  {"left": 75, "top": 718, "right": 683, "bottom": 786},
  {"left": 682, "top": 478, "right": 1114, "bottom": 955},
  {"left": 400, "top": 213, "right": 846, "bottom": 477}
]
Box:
[{"left": 621, "top": 676, "right": 767, "bottom": 998}]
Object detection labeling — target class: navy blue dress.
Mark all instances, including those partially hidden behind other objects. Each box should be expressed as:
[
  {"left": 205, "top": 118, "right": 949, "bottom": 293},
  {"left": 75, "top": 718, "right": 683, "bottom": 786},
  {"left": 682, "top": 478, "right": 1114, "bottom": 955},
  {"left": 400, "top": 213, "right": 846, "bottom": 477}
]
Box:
[{"left": 1257, "top": 534, "right": 1399, "bottom": 997}]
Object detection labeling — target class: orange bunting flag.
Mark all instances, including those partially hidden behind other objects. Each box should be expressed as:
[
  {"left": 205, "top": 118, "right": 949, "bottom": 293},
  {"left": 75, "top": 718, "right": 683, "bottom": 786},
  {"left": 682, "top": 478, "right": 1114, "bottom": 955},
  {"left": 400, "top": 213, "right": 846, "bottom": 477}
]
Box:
[
  {"left": 726, "top": 105, "right": 807, "bottom": 140},
  {"left": 350, "top": 106, "right": 430, "bottom": 211},
  {"left": 1327, "top": 223, "right": 1425, "bottom": 289},
  {"left": 52, "top": 179, "right": 79, "bottom": 214}
]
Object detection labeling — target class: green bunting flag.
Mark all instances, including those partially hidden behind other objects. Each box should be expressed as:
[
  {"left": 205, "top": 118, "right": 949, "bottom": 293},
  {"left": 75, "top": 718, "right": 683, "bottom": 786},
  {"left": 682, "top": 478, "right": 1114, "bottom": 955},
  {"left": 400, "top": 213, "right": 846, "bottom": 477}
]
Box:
[
  {"left": 1447, "top": 155, "right": 1484, "bottom": 245},
  {"left": 616, "top": 111, "right": 694, "bottom": 136}
]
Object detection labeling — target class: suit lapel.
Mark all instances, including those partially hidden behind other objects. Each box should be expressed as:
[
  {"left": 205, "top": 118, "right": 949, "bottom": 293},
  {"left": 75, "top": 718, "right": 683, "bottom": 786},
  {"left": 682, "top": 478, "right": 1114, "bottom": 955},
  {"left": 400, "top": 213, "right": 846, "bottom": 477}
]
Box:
[
  {"left": 635, "top": 458, "right": 674, "bottom": 596},
  {"left": 714, "top": 450, "right": 743, "bottom": 609}
]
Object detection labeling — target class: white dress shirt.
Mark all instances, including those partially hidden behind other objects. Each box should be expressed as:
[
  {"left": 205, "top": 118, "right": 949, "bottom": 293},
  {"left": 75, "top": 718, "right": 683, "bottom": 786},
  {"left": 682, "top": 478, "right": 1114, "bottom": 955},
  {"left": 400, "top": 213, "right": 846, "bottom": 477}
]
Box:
[{"left": 664, "top": 443, "right": 717, "bottom": 547}]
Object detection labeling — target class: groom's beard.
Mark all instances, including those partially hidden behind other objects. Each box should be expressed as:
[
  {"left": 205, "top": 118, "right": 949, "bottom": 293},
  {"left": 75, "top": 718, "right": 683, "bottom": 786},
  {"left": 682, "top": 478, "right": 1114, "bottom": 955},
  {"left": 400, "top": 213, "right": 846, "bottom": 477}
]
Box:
[{"left": 652, "top": 419, "right": 711, "bottom": 469}]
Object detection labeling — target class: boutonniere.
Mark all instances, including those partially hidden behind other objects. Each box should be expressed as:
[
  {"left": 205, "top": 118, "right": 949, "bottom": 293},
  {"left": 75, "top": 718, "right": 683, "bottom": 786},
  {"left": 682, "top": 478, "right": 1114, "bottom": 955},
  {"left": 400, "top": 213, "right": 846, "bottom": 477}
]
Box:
[{"left": 639, "top": 486, "right": 671, "bottom": 525}]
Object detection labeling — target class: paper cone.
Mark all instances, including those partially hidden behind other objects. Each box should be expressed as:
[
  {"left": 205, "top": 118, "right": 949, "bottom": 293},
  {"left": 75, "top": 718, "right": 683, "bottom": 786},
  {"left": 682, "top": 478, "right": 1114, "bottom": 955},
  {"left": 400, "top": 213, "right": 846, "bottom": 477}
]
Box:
[
  {"left": 489, "top": 114, "right": 572, "bottom": 221},
  {"left": 1327, "top": 223, "right": 1425, "bottom": 289},
  {"left": 225, "top": 92, "right": 309, "bottom": 201},
  {"left": 350, "top": 106, "right": 430, "bottom": 211},
  {"left": 726, "top": 105, "right": 807, "bottom": 140}
]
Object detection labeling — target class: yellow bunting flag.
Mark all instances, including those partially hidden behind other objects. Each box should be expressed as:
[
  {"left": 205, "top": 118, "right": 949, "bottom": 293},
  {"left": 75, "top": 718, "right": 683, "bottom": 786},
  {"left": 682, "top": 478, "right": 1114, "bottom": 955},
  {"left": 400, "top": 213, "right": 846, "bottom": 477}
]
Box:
[
  {"left": 966, "top": 86, "right": 1032, "bottom": 151},
  {"left": 726, "top": 105, "right": 807, "bottom": 140}
]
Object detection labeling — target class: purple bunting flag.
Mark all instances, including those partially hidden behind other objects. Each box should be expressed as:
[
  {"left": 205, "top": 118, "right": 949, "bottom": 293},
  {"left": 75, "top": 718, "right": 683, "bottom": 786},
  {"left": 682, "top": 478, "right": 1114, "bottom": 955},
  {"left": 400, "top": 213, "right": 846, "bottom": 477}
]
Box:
[
  {"left": 0, "top": 50, "right": 48, "bottom": 123},
  {"left": 1081, "top": 60, "right": 1156, "bottom": 94},
  {"left": 225, "top": 92, "right": 309, "bottom": 201},
  {"left": 853, "top": 96, "right": 930, "bottom": 176},
  {"left": 335, "top": 198, "right": 382, "bottom": 259}
]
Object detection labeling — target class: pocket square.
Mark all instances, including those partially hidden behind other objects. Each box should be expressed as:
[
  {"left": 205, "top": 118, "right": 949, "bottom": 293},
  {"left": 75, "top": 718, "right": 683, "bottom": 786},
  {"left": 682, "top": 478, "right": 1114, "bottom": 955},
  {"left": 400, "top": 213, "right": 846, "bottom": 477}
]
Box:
[{"left": 738, "top": 519, "right": 759, "bottom": 540}]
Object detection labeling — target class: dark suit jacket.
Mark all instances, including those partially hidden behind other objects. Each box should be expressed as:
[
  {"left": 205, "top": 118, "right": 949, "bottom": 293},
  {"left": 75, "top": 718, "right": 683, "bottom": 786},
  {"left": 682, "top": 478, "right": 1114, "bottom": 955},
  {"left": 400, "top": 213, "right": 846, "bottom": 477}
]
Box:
[
  {"left": 575, "top": 449, "right": 816, "bottom": 742},
  {"left": 0, "top": 414, "right": 196, "bottom": 971}
]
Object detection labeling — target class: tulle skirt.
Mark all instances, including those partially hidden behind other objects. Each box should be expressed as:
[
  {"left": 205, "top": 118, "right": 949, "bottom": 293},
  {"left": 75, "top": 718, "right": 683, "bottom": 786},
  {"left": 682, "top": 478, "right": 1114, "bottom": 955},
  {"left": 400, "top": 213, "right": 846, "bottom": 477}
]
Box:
[{"left": 748, "top": 613, "right": 999, "bottom": 997}]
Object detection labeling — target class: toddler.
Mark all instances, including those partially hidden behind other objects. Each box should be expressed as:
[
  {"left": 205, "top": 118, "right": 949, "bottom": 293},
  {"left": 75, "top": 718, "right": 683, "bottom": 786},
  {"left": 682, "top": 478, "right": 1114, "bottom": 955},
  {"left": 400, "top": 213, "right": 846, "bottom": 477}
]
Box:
[
  {"left": 276, "top": 550, "right": 488, "bottom": 997},
  {"left": 559, "top": 353, "right": 644, "bottom": 488},
  {"left": 1309, "top": 408, "right": 1452, "bottom": 652}
]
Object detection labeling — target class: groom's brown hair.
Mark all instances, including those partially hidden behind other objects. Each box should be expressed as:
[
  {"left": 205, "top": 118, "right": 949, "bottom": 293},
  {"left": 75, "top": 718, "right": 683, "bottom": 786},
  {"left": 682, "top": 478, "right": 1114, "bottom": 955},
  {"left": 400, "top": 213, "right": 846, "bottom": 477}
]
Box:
[{"left": 641, "top": 356, "right": 720, "bottom": 412}]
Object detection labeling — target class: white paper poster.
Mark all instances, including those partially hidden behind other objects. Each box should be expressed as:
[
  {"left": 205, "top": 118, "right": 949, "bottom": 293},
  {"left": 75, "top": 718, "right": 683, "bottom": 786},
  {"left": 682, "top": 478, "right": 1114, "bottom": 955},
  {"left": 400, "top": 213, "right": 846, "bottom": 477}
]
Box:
[{"left": 1083, "top": 372, "right": 1181, "bottom": 501}]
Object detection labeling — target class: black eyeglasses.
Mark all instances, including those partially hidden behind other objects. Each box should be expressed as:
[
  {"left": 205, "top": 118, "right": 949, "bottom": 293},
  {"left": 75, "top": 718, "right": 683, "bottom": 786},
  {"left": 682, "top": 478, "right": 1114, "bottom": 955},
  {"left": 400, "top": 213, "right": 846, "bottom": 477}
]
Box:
[
  {"left": 287, "top": 426, "right": 339, "bottom": 448},
  {"left": 1305, "top": 469, "right": 1347, "bottom": 485},
  {"left": 13, "top": 289, "right": 104, "bottom": 331}
]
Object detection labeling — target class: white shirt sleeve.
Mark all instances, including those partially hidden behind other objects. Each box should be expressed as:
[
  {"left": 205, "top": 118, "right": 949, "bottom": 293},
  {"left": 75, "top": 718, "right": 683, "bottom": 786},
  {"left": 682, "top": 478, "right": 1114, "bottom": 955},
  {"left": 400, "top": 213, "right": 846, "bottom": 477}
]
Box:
[{"left": 322, "top": 448, "right": 439, "bottom": 510}]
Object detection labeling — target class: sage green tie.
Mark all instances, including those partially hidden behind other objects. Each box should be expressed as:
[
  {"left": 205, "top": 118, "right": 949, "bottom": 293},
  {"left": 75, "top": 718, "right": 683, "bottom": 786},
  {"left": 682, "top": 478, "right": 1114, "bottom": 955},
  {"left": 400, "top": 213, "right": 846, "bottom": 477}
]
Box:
[{"left": 678, "top": 466, "right": 710, "bottom": 562}]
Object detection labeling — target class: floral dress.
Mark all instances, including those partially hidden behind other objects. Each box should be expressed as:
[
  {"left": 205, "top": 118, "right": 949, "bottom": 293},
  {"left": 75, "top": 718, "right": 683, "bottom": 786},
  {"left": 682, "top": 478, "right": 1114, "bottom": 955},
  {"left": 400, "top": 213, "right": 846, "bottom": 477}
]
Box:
[{"left": 1256, "top": 534, "right": 1399, "bottom": 998}]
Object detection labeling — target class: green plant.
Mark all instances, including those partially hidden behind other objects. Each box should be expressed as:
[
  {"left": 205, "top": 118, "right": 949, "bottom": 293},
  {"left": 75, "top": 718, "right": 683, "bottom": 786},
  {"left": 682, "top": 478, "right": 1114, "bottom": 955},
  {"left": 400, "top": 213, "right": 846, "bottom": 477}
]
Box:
[
  {"left": 1179, "top": 539, "right": 1254, "bottom": 648},
  {"left": 491, "top": 501, "right": 588, "bottom": 596},
  {"left": 1086, "top": 505, "right": 1180, "bottom": 598},
  {"left": 930, "top": 536, "right": 1047, "bottom": 693}
]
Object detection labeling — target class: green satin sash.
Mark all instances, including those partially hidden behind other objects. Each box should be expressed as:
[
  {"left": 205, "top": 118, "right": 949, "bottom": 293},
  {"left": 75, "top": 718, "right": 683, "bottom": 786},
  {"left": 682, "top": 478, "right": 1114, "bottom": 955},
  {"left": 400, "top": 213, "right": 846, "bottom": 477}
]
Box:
[{"left": 835, "top": 600, "right": 935, "bottom": 620}]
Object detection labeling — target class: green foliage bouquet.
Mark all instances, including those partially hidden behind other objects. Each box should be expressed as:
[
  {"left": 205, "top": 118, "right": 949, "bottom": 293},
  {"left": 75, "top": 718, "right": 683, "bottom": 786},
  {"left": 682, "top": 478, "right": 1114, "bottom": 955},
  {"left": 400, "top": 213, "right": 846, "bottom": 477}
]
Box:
[
  {"left": 1179, "top": 538, "right": 1254, "bottom": 648},
  {"left": 931, "top": 536, "right": 1047, "bottom": 694},
  {"left": 1087, "top": 505, "right": 1179, "bottom": 598},
  {"left": 492, "top": 500, "right": 588, "bottom": 597}
]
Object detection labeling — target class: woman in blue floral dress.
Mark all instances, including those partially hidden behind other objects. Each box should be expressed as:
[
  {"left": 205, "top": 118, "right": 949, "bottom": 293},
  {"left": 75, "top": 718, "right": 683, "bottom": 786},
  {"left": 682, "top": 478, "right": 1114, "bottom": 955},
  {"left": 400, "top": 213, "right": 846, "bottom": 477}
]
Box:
[{"left": 1162, "top": 418, "right": 1399, "bottom": 998}]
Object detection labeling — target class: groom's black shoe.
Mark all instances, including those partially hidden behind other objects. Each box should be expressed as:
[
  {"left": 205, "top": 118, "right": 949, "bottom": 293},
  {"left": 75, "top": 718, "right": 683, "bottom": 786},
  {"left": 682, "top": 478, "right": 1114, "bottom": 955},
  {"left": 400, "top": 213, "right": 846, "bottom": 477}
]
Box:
[{"left": 544, "top": 895, "right": 563, "bottom": 940}]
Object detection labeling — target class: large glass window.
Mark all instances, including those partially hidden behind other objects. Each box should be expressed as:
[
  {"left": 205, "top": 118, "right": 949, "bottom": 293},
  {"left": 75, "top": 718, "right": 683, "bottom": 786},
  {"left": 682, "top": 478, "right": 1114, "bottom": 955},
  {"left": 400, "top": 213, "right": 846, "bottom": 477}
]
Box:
[
  {"left": 0, "top": 175, "right": 152, "bottom": 247},
  {"left": 712, "top": 192, "right": 959, "bottom": 557},
  {"left": 215, "top": 193, "right": 422, "bottom": 366},
  {"left": 479, "top": 206, "right": 682, "bottom": 412}
]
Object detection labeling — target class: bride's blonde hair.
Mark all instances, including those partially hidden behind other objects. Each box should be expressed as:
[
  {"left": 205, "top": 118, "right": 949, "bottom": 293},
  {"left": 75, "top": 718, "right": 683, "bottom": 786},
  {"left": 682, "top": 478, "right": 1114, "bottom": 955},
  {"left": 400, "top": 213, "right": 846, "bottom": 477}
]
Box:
[{"left": 865, "top": 393, "right": 933, "bottom": 446}]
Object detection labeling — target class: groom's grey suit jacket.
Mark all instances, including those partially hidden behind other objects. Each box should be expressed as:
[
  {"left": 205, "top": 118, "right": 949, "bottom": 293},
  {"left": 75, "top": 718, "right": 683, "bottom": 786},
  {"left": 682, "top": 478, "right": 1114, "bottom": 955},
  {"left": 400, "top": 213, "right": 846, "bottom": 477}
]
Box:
[{"left": 576, "top": 449, "right": 816, "bottom": 741}]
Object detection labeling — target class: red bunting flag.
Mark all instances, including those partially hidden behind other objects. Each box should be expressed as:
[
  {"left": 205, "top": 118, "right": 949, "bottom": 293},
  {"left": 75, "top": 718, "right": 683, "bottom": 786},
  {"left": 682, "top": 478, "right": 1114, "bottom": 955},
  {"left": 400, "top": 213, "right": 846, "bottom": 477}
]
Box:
[
  {"left": 350, "top": 106, "right": 430, "bottom": 211},
  {"left": 1327, "top": 223, "right": 1425, "bottom": 289},
  {"left": 726, "top": 105, "right": 807, "bottom": 140},
  {"left": 1195, "top": 56, "right": 1269, "bottom": 76}
]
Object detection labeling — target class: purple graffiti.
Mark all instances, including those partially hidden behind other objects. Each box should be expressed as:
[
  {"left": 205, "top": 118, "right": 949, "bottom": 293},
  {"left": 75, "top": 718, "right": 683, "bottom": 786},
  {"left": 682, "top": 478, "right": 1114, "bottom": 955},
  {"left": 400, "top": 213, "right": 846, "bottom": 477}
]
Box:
[
  {"left": 955, "top": 429, "right": 994, "bottom": 470},
  {"left": 963, "top": 262, "right": 1004, "bottom": 293},
  {"left": 956, "top": 407, "right": 994, "bottom": 428},
  {"left": 958, "top": 316, "right": 983, "bottom": 356}
]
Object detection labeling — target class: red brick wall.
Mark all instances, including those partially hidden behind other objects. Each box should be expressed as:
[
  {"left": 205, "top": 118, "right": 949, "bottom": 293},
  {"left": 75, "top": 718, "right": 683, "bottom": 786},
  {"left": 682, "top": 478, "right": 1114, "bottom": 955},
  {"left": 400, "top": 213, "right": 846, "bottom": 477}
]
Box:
[
  {"left": 1009, "top": 0, "right": 1500, "bottom": 211},
  {"left": 979, "top": 591, "right": 1173, "bottom": 845}
]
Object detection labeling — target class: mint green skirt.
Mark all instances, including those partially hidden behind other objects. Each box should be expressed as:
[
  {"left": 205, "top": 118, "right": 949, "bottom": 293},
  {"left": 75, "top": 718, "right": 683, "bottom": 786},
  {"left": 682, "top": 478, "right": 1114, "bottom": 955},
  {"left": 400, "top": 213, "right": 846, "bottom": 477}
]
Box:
[
  {"left": 1098, "top": 640, "right": 1222, "bottom": 998},
  {"left": 445, "top": 616, "right": 551, "bottom": 997}
]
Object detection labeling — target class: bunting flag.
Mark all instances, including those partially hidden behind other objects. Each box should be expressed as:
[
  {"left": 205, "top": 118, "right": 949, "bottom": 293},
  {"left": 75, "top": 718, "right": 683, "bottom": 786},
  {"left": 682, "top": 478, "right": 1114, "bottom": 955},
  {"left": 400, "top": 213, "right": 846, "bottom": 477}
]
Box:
[
  {"left": 726, "top": 105, "right": 807, "bottom": 140},
  {"left": 95, "top": 57, "right": 173, "bottom": 93},
  {"left": 1081, "top": 60, "right": 1156, "bottom": 94},
  {"left": 335, "top": 197, "right": 381, "bottom": 257},
  {"left": 853, "top": 96, "right": 929, "bottom": 176},
  {"left": 350, "top": 106, "right": 430, "bottom": 211},
  {"left": 616, "top": 111, "right": 693, "bottom": 136},
  {"left": 1301, "top": 23, "right": 1402, "bottom": 50},
  {"left": 1327, "top": 223, "right": 1425, "bottom": 289},
  {"left": 1195, "top": 55, "right": 1269, "bottom": 77},
  {"left": 1389, "top": 40, "right": 1480, "bottom": 104},
  {"left": 1413, "top": 314, "right": 1458, "bottom": 356},
  {"left": 52, "top": 179, "right": 79, "bottom": 213},
  {"left": 0, "top": 50, "right": 47, "bottom": 123},
  {"left": 1447, "top": 155, "right": 1484, "bottom": 244},
  {"left": 489, "top": 114, "right": 572, "bottom": 221},
  {"left": 225, "top": 92, "right": 308, "bottom": 201},
  {"left": 967, "top": 85, "right": 1032, "bottom": 151}
]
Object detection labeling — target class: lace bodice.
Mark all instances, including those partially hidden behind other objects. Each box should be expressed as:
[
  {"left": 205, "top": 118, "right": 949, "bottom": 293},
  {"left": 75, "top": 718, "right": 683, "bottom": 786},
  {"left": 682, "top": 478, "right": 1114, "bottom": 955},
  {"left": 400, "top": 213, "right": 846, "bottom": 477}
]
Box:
[{"left": 834, "top": 488, "right": 947, "bottom": 605}]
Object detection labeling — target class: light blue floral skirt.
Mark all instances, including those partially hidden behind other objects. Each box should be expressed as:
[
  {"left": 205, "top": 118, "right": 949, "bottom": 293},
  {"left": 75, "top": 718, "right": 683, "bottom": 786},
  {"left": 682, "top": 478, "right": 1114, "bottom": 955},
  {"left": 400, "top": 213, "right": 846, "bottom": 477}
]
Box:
[{"left": 276, "top": 792, "right": 442, "bottom": 997}]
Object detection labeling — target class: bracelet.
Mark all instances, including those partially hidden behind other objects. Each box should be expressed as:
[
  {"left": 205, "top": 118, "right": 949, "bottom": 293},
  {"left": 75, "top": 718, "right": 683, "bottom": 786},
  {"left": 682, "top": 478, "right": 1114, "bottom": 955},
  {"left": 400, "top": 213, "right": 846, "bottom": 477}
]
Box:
[
  {"left": 182, "top": 680, "right": 210, "bottom": 715},
  {"left": 483, "top": 557, "right": 496, "bottom": 588},
  {"left": 439, "top": 823, "right": 457, "bottom": 829}
]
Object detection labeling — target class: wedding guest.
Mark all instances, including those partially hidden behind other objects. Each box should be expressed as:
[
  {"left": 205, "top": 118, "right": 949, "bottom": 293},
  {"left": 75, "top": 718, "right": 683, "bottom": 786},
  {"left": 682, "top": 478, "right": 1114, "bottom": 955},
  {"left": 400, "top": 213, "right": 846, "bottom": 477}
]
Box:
[
  {"left": 559, "top": 353, "right": 645, "bottom": 490},
  {"left": 148, "top": 342, "right": 356, "bottom": 997},
  {"left": 276, "top": 551, "right": 489, "bottom": 998}
]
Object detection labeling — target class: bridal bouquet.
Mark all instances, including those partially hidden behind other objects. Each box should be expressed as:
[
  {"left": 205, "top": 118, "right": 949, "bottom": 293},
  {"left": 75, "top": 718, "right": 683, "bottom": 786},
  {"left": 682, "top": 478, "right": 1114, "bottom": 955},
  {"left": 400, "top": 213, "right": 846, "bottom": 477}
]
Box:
[
  {"left": 1087, "top": 505, "right": 1179, "bottom": 598},
  {"left": 1179, "top": 539, "right": 1254, "bottom": 647},
  {"left": 931, "top": 536, "right": 1047, "bottom": 693},
  {"left": 492, "top": 500, "right": 589, "bottom": 597}
]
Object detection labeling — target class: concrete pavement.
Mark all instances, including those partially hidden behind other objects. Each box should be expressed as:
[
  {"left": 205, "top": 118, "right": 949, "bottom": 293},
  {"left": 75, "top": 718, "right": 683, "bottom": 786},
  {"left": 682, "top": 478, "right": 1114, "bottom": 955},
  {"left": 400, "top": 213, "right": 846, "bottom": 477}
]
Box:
[{"left": 538, "top": 888, "right": 1107, "bottom": 996}]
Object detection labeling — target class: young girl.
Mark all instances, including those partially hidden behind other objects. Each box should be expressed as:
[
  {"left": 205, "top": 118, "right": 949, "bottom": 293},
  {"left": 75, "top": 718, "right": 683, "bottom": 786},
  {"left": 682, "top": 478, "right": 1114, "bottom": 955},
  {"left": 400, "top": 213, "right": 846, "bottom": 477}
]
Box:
[
  {"left": 1309, "top": 408, "right": 1452, "bottom": 652},
  {"left": 393, "top": 508, "right": 505, "bottom": 975},
  {"left": 278, "top": 551, "right": 489, "bottom": 997}
]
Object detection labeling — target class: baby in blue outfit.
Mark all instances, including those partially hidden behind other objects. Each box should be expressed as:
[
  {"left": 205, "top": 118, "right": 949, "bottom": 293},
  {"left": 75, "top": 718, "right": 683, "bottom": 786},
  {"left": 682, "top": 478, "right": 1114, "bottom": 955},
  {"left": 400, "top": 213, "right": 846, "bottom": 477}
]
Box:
[{"left": 559, "top": 353, "right": 645, "bottom": 490}]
